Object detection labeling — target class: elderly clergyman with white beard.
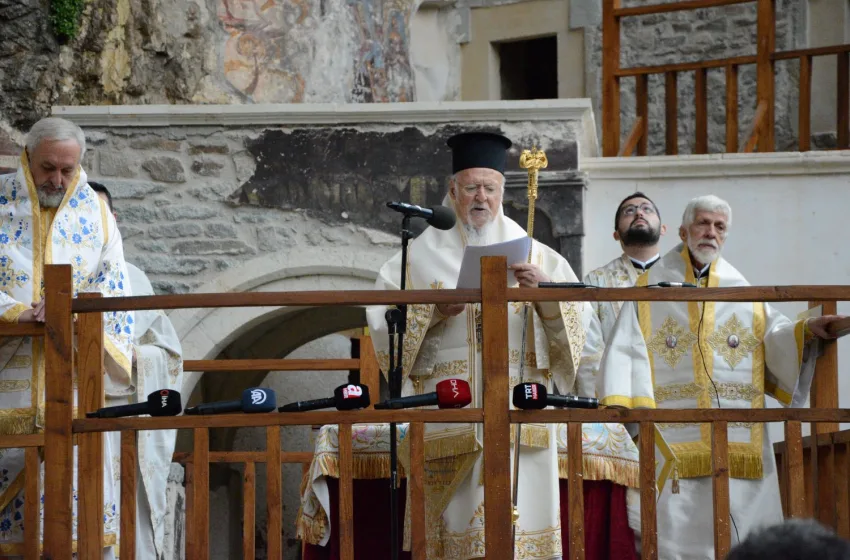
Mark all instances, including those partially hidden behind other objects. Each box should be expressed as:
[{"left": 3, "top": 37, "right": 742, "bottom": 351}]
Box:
[
  {"left": 597, "top": 194, "right": 848, "bottom": 559},
  {"left": 367, "top": 132, "right": 586, "bottom": 560}
]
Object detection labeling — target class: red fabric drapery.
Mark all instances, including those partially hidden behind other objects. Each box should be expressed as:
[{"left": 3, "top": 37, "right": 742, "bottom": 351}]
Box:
[{"left": 302, "top": 479, "right": 637, "bottom": 560}]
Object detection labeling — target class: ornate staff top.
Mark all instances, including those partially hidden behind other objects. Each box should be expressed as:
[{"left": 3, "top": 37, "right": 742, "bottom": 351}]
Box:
[{"left": 519, "top": 146, "right": 548, "bottom": 237}]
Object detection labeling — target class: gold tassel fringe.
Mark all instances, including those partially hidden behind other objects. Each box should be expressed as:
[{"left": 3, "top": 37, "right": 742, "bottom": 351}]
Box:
[
  {"left": 671, "top": 448, "right": 763, "bottom": 479},
  {"left": 559, "top": 455, "right": 640, "bottom": 489},
  {"left": 296, "top": 506, "right": 329, "bottom": 545},
  {"left": 511, "top": 424, "right": 550, "bottom": 449},
  {"left": 424, "top": 431, "right": 479, "bottom": 461},
  {"left": 313, "top": 453, "right": 407, "bottom": 480}
]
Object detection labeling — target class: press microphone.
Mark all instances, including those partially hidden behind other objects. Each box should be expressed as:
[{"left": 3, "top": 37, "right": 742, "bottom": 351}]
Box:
[
  {"left": 183, "top": 388, "right": 276, "bottom": 415},
  {"left": 512, "top": 383, "right": 598, "bottom": 409},
  {"left": 651, "top": 281, "right": 697, "bottom": 288},
  {"left": 374, "top": 378, "right": 472, "bottom": 410},
  {"left": 278, "top": 383, "right": 370, "bottom": 412},
  {"left": 386, "top": 202, "right": 456, "bottom": 231},
  {"left": 86, "top": 389, "right": 182, "bottom": 418}
]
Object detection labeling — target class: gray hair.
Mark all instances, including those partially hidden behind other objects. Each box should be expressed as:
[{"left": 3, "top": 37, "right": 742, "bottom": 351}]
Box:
[
  {"left": 681, "top": 194, "right": 732, "bottom": 229},
  {"left": 25, "top": 117, "right": 86, "bottom": 162},
  {"left": 727, "top": 519, "right": 850, "bottom": 560}
]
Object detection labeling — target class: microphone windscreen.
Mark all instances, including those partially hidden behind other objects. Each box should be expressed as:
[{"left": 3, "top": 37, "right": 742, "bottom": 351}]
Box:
[
  {"left": 333, "top": 384, "right": 371, "bottom": 410},
  {"left": 241, "top": 388, "right": 277, "bottom": 412},
  {"left": 512, "top": 383, "right": 547, "bottom": 410},
  {"left": 435, "top": 379, "right": 472, "bottom": 408},
  {"left": 145, "top": 389, "right": 183, "bottom": 417},
  {"left": 427, "top": 205, "right": 457, "bottom": 231}
]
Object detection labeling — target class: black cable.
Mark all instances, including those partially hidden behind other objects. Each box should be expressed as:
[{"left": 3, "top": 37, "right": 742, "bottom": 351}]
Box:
[{"left": 695, "top": 282, "right": 742, "bottom": 545}]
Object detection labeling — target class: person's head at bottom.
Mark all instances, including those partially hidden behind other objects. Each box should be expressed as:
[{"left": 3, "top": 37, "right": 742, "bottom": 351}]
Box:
[{"left": 726, "top": 518, "right": 850, "bottom": 560}]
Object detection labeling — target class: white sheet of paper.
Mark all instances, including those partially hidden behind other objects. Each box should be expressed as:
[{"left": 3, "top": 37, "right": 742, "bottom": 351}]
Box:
[{"left": 456, "top": 237, "right": 532, "bottom": 289}]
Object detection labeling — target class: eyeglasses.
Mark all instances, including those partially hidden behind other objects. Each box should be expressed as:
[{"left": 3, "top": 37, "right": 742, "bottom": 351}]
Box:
[
  {"left": 620, "top": 203, "right": 656, "bottom": 217},
  {"left": 459, "top": 183, "right": 500, "bottom": 195}
]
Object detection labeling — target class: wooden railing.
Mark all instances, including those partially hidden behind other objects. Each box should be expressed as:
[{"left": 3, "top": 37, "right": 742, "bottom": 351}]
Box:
[
  {"left": 2, "top": 261, "right": 849, "bottom": 559},
  {"left": 603, "top": 0, "right": 850, "bottom": 156}
]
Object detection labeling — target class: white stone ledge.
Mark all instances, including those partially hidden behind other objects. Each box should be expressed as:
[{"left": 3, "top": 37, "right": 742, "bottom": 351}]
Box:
[
  {"left": 581, "top": 151, "right": 850, "bottom": 179},
  {"left": 52, "top": 100, "right": 593, "bottom": 127}
]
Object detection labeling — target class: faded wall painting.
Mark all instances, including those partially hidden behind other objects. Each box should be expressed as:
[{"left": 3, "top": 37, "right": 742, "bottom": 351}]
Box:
[{"left": 218, "top": 0, "right": 415, "bottom": 103}]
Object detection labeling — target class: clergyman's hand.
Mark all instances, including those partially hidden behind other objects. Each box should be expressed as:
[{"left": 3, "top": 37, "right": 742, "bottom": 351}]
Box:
[
  {"left": 436, "top": 303, "right": 465, "bottom": 318},
  {"left": 508, "top": 263, "right": 551, "bottom": 288},
  {"left": 18, "top": 301, "right": 46, "bottom": 323},
  {"left": 807, "top": 315, "right": 850, "bottom": 339}
]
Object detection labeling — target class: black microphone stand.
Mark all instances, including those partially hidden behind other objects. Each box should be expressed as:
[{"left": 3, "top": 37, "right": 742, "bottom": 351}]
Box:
[{"left": 385, "top": 213, "right": 413, "bottom": 560}]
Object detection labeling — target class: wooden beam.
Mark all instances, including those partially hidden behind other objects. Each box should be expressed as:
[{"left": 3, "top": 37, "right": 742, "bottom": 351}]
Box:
[
  {"left": 665, "top": 72, "right": 678, "bottom": 155},
  {"left": 617, "top": 55, "right": 757, "bottom": 78},
  {"left": 266, "top": 425, "right": 282, "bottom": 560},
  {"left": 119, "top": 430, "right": 137, "bottom": 560},
  {"left": 838, "top": 51, "right": 849, "bottom": 149},
  {"left": 602, "top": 0, "right": 622, "bottom": 156},
  {"left": 481, "top": 256, "right": 511, "bottom": 558},
  {"left": 358, "top": 336, "right": 380, "bottom": 410},
  {"left": 618, "top": 117, "right": 647, "bottom": 157},
  {"left": 409, "top": 422, "right": 427, "bottom": 560},
  {"left": 24, "top": 447, "right": 40, "bottom": 560},
  {"left": 835, "top": 443, "right": 850, "bottom": 538},
  {"left": 712, "top": 422, "right": 731, "bottom": 559},
  {"left": 636, "top": 74, "right": 649, "bottom": 155},
  {"left": 508, "top": 285, "right": 850, "bottom": 304},
  {"left": 785, "top": 421, "right": 806, "bottom": 517},
  {"left": 509, "top": 408, "right": 850, "bottom": 423},
  {"left": 772, "top": 44, "right": 850, "bottom": 61},
  {"left": 173, "top": 451, "right": 314, "bottom": 464},
  {"left": 726, "top": 65, "right": 739, "bottom": 152},
  {"left": 0, "top": 434, "right": 44, "bottom": 448},
  {"left": 799, "top": 55, "right": 812, "bottom": 151},
  {"left": 183, "top": 358, "right": 361, "bottom": 372},
  {"left": 43, "top": 264, "right": 74, "bottom": 560},
  {"left": 243, "top": 462, "right": 256, "bottom": 560},
  {"left": 567, "top": 422, "right": 585, "bottom": 560},
  {"left": 695, "top": 68, "right": 709, "bottom": 154},
  {"left": 639, "top": 423, "right": 657, "bottom": 560},
  {"left": 744, "top": 100, "right": 769, "bottom": 153},
  {"left": 614, "top": 0, "right": 752, "bottom": 18},
  {"left": 192, "top": 428, "right": 210, "bottom": 558},
  {"left": 338, "top": 423, "right": 355, "bottom": 560},
  {"left": 810, "top": 301, "right": 839, "bottom": 433},
  {"left": 756, "top": 0, "right": 776, "bottom": 151},
  {"left": 0, "top": 323, "right": 45, "bottom": 337}
]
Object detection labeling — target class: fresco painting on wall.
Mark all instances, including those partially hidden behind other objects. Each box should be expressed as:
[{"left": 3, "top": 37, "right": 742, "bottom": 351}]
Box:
[{"left": 218, "top": 0, "right": 414, "bottom": 103}]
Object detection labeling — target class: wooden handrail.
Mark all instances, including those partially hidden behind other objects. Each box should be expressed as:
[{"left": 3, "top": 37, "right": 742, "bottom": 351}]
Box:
[
  {"left": 615, "top": 55, "right": 757, "bottom": 77},
  {"left": 511, "top": 409, "right": 850, "bottom": 423},
  {"left": 173, "top": 450, "right": 314, "bottom": 463},
  {"left": 772, "top": 44, "right": 850, "bottom": 61},
  {"left": 508, "top": 285, "right": 850, "bottom": 303},
  {"left": 618, "top": 116, "right": 646, "bottom": 156},
  {"left": 0, "top": 434, "right": 44, "bottom": 448},
  {"left": 743, "top": 100, "right": 769, "bottom": 152},
  {"left": 183, "top": 358, "right": 360, "bottom": 372},
  {"left": 613, "top": 0, "right": 751, "bottom": 18},
  {"left": 0, "top": 323, "right": 45, "bottom": 337}
]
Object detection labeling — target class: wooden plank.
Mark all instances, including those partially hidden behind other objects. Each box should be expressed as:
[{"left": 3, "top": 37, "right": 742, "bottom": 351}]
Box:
[
  {"left": 776, "top": 450, "right": 787, "bottom": 516},
  {"left": 804, "top": 447, "right": 815, "bottom": 517},
  {"left": 810, "top": 301, "right": 839, "bottom": 433},
  {"left": 266, "top": 425, "right": 282, "bottom": 560},
  {"left": 665, "top": 72, "right": 678, "bottom": 155},
  {"left": 618, "top": 117, "right": 647, "bottom": 157},
  {"left": 185, "top": 464, "right": 195, "bottom": 560},
  {"left": 636, "top": 74, "right": 649, "bottom": 155},
  {"left": 24, "top": 447, "right": 40, "bottom": 560},
  {"left": 726, "top": 65, "right": 739, "bottom": 152},
  {"left": 639, "top": 423, "right": 657, "bottom": 560},
  {"left": 193, "top": 428, "right": 210, "bottom": 558},
  {"left": 119, "top": 430, "right": 137, "bottom": 560},
  {"left": 77, "top": 294, "right": 104, "bottom": 560},
  {"left": 43, "top": 264, "right": 74, "bottom": 560},
  {"left": 711, "top": 422, "right": 731, "bottom": 559},
  {"left": 71, "top": 289, "right": 483, "bottom": 313},
  {"left": 744, "top": 100, "right": 768, "bottom": 153},
  {"left": 616, "top": 55, "right": 757, "bottom": 78},
  {"left": 183, "top": 358, "right": 360, "bottom": 372},
  {"left": 838, "top": 51, "right": 849, "bottom": 149},
  {"left": 509, "top": 285, "right": 850, "bottom": 303},
  {"left": 409, "top": 422, "right": 427, "bottom": 560},
  {"left": 0, "top": 434, "right": 44, "bottom": 448},
  {"left": 695, "top": 68, "right": 709, "bottom": 154},
  {"left": 614, "top": 0, "right": 751, "bottom": 17},
  {"left": 835, "top": 443, "right": 850, "bottom": 538},
  {"left": 358, "top": 335, "right": 380, "bottom": 410},
  {"left": 481, "top": 256, "right": 511, "bottom": 559},
  {"left": 756, "top": 0, "right": 775, "bottom": 152},
  {"left": 602, "top": 0, "right": 622, "bottom": 156},
  {"left": 567, "top": 422, "right": 585, "bottom": 560},
  {"left": 173, "top": 451, "right": 314, "bottom": 464},
  {"left": 785, "top": 421, "right": 806, "bottom": 517},
  {"left": 243, "top": 462, "right": 256, "bottom": 560},
  {"left": 816, "top": 443, "right": 836, "bottom": 529},
  {"left": 338, "top": 423, "right": 355, "bottom": 560},
  {"left": 75, "top": 407, "right": 850, "bottom": 434},
  {"left": 799, "top": 55, "right": 812, "bottom": 151},
  {"left": 0, "top": 323, "right": 45, "bottom": 337},
  {"left": 772, "top": 44, "right": 850, "bottom": 61}
]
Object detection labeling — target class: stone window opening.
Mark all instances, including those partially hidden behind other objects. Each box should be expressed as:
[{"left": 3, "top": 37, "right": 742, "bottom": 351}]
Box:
[{"left": 497, "top": 35, "right": 558, "bottom": 100}]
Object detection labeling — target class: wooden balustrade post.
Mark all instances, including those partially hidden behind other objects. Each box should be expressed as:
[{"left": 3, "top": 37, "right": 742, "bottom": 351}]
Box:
[
  {"left": 567, "top": 422, "right": 585, "bottom": 560},
  {"left": 756, "top": 0, "right": 776, "bottom": 152},
  {"left": 799, "top": 55, "right": 812, "bottom": 151},
  {"left": 243, "top": 462, "right": 256, "bottom": 560},
  {"left": 338, "top": 422, "right": 354, "bottom": 560},
  {"left": 481, "top": 256, "right": 511, "bottom": 559},
  {"left": 636, "top": 74, "right": 649, "bottom": 156},
  {"left": 784, "top": 421, "right": 806, "bottom": 517},
  {"left": 838, "top": 51, "right": 849, "bottom": 149},
  {"left": 835, "top": 442, "right": 850, "bottom": 538},
  {"left": 711, "top": 422, "right": 731, "bottom": 559},
  {"left": 665, "top": 72, "right": 678, "bottom": 155},
  {"left": 410, "top": 422, "right": 427, "bottom": 560},
  {"left": 24, "top": 447, "right": 40, "bottom": 560},
  {"left": 43, "top": 264, "right": 74, "bottom": 560},
  {"left": 639, "top": 423, "right": 657, "bottom": 560},
  {"left": 726, "top": 65, "right": 739, "bottom": 152},
  {"left": 192, "top": 428, "right": 210, "bottom": 558},
  {"left": 120, "top": 430, "right": 138, "bottom": 560},
  {"left": 267, "top": 425, "right": 283, "bottom": 560},
  {"left": 602, "top": 0, "right": 622, "bottom": 156},
  {"left": 695, "top": 68, "right": 708, "bottom": 154},
  {"left": 77, "top": 294, "right": 105, "bottom": 560},
  {"left": 358, "top": 335, "right": 380, "bottom": 410}
]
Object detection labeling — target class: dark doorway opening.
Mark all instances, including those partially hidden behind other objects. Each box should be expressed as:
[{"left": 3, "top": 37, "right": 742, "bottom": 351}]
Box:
[{"left": 498, "top": 36, "right": 558, "bottom": 100}]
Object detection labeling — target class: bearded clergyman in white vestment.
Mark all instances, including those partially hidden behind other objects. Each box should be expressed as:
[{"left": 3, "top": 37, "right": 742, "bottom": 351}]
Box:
[
  {"left": 367, "top": 132, "right": 586, "bottom": 560},
  {"left": 596, "top": 195, "right": 848, "bottom": 560},
  {"left": 92, "top": 183, "right": 183, "bottom": 560},
  {"left": 0, "top": 118, "right": 134, "bottom": 558}
]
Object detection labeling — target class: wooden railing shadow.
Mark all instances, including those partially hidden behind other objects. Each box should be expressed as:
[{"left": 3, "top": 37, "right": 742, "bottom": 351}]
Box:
[{"left": 1, "top": 260, "right": 849, "bottom": 559}]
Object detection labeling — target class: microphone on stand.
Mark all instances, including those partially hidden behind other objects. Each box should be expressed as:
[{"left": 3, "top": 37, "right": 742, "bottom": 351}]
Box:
[
  {"left": 374, "top": 379, "right": 472, "bottom": 409},
  {"left": 183, "top": 388, "right": 276, "bottom": 415},
  {"left": 651, "top": 281, "right": 697, "bottom": 288},
  {"left": 86, "top": 389, "right": 182, "bottom": 418},
  {"left": 386, "top": 202, "right": 456, "bottom": 231},
  {"left": 278, "top": 383, "right": 370, "bottom": 412},
  {"left": 512, "top": 383, "right": 598, "bottom": 409}
]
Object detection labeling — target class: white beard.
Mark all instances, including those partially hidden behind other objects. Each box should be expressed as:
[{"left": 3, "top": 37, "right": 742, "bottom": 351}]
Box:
[
  {"left": 464, "top": 221, "right": 496, "bottom": 247},
  {"left": 687, "top": 235, "right": 720, "bottom": 265},
  {"left": 37, "top": 189, "right": 64, "bottom": 208}
]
